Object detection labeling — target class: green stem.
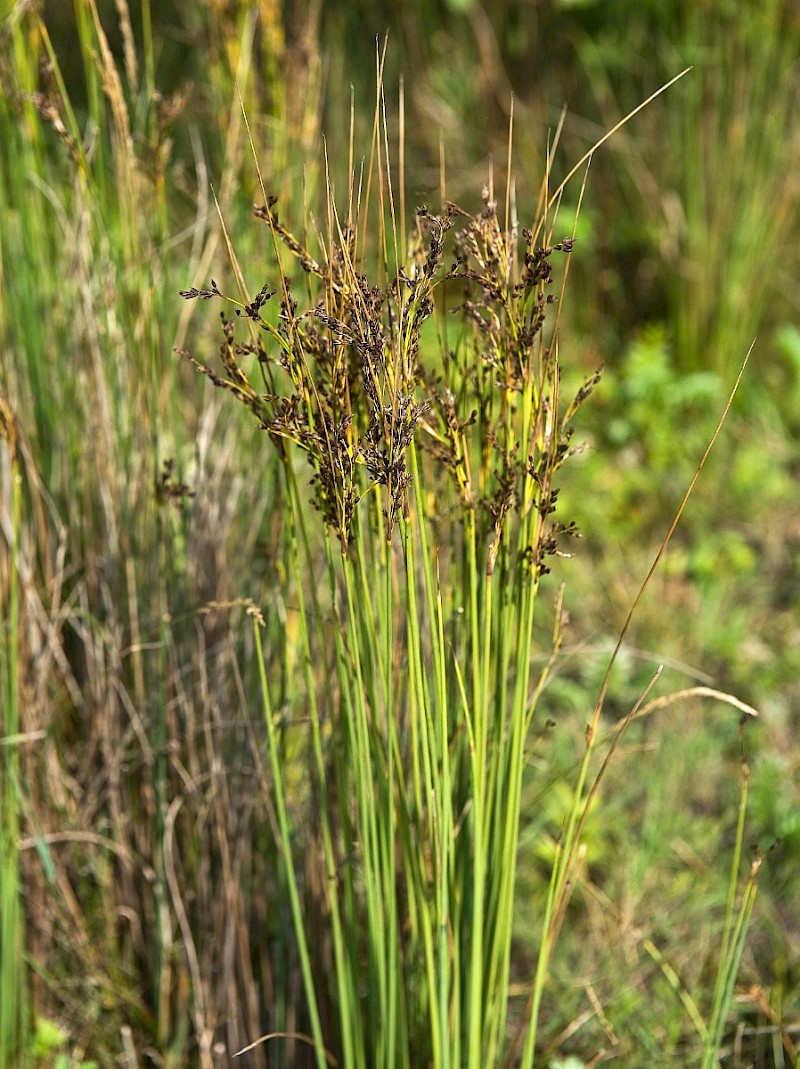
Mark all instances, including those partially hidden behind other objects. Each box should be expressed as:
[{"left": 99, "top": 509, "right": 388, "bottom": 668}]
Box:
[
  {"left": 0, "top": 440, "right": 27, "bottom": 1067},
  {"left": 253, "top": 617, "right": 328, "bottom": 1069}
]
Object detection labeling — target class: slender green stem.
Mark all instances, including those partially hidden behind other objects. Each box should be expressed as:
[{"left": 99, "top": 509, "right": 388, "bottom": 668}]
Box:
[
  {"left": 253, "top": 616, "right": 328, "bottom": 1069},
  {"left": 466, "top": 505, "right": 488, "bottom": 1069},
  {"left": 283, "top": 458, "right": 358, "bottom": 1069},
  {"left": 702, "top": 762, "right": 756, "bottom": 1069},
  {"left": 0, "top": 438, "right": 26, "bottom": 1068}
]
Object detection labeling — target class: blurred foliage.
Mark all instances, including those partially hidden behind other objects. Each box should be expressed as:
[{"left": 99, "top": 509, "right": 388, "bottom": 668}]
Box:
[{"left": 2, "top": 0, "right": 799, "bottom": 1064}]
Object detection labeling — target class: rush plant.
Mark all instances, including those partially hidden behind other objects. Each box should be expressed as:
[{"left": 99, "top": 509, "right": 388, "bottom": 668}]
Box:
[
  {"left": 178, "top": 64, "right": 731, "bottom": 1064},
  {"left": 180, "top": 111, "right": 594, "bottom": 1068}
]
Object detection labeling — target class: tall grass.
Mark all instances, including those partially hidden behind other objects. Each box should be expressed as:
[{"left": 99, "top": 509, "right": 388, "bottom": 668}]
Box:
[
  {"left": 182, "top": 131, "right": 593, "bottom": 1068},
  {"left": 0, "top": 2, "right": 788, "bottom": 1066},
  {"left": 0, "top": 1, "right": 316, "bottom": 1064},
  {"left": 574, "top": 0, "right": 800, "bottom": 376},
  {"left": 0, "top": 404, "right": 27, "bottom": 1067},
  {"left": 177, "top": 55, "right": 764, "bottom": 1064}
]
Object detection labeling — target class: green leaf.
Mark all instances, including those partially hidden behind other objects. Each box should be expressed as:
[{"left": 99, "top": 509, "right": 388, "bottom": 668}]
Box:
[{"left": 32, "top": 1017, "right": 68, "bottom": 1057}]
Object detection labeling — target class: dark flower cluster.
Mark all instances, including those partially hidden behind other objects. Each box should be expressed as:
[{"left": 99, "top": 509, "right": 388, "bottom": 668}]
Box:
[{"left": 179, "top": 190, "right": 598, "bottom": 571}]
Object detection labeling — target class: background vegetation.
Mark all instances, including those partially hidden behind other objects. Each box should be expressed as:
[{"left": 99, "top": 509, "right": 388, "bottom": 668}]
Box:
[{"left": 1, "top": 1, "right": 798, "bottom": 1067}]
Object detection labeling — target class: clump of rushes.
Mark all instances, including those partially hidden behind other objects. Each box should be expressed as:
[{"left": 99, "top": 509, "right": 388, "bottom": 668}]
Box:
[{"left": 180, "top": 125, "right": 599, "bottom": 1067}]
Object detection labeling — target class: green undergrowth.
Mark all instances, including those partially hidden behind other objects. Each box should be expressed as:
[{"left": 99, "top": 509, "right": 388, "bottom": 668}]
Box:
[{"left": 1, "top": 2, "right": 798, "bottom": 1068}]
